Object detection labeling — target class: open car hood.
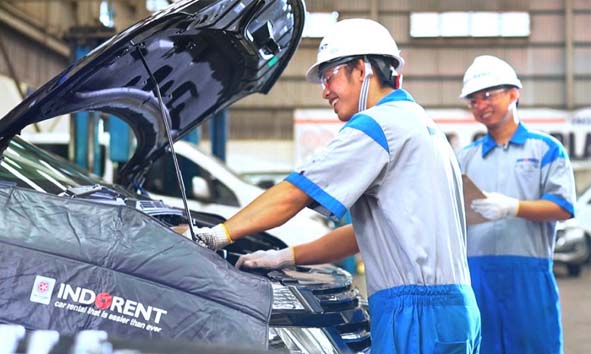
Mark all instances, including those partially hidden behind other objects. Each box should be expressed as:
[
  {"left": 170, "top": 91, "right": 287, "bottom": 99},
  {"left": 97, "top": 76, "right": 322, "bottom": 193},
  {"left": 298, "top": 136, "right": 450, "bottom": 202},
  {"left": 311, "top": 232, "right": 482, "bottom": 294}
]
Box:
[{"left": 0, "top": 0, "right": 305, "bottom": 188}]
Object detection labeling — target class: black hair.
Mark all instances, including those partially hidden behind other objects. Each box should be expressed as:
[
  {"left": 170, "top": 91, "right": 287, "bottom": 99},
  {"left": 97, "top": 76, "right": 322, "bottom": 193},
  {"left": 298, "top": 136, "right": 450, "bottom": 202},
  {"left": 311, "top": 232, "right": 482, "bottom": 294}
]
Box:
[{"left": 366, "top": 55, "right": 399, "bottom": 89}]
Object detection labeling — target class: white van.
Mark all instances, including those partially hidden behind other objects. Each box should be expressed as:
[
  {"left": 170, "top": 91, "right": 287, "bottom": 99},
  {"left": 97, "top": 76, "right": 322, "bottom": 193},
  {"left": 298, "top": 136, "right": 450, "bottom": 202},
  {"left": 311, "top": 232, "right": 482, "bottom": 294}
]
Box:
[
  {"left": 554, "top": 184, "right": 591, "bottom": 276},
  {"left": 142, "top": 140, "right": 333, "bottom": 245}
]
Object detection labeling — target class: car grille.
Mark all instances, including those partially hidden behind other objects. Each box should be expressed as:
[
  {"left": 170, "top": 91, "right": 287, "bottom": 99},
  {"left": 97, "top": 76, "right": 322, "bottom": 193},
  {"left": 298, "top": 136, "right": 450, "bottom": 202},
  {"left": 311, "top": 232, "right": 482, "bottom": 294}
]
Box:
[{"left": 268, "top": 267, "right": 371, "bottom": 353}]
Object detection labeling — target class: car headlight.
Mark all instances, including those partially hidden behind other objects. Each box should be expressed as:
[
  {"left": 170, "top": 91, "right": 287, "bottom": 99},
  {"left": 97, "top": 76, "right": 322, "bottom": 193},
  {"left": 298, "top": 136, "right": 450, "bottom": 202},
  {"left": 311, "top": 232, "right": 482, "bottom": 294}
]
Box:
[
  {"left": 563, "top": 227, "right": 585, "bottom": 242},
  {"left": 270, "top": 284, "right": 339, "bottom": 353},
  {"left": 269, "top": 327, "right": 339, "bottom": 354},
  {"left": 555, "top": 229, "right": 567, "bottom": 249},
  {"left": 556, "top": 227, "right": 585, "bottom": 250}
]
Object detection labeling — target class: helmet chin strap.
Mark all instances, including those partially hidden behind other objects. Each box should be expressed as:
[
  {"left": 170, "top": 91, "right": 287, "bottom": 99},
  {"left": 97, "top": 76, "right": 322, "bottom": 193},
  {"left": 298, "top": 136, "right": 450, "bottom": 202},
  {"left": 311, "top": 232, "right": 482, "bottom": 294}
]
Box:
[{"left": 358, "top": 58, "right": 373, "bottom": 112}]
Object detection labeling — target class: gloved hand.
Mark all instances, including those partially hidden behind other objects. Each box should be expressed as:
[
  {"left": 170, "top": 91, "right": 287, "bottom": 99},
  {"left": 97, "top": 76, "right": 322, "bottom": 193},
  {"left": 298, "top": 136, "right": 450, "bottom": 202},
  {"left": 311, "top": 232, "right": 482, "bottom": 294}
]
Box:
[
  {"left": 471, "top": 192, "right": 519, "bottom": 221},
  {"left": 183, "top": 224, "right": 233, "bottom": 250},
  {"left": 235, "top": 247, "right": 295, "bottom": 269}
]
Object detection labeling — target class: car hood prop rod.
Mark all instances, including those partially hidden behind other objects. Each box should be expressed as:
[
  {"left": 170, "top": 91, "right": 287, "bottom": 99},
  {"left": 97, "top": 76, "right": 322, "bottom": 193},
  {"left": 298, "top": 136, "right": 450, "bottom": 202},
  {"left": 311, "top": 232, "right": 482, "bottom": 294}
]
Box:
[{"left": 134, "top": 42, "right": 199, "bottom": 243}]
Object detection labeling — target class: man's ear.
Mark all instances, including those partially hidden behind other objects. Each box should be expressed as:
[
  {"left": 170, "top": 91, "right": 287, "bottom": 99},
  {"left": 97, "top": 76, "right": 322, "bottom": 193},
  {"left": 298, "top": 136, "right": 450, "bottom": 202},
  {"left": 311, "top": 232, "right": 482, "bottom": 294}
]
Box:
[
  {"left": 505, "top": 87, "right": 520, "bottom": 109},
  {"left": 509, "top": 87, "right": 520, "bottom": 104},
  {"left": 354, "top": 59, "right": 366, "bottom": 81}
]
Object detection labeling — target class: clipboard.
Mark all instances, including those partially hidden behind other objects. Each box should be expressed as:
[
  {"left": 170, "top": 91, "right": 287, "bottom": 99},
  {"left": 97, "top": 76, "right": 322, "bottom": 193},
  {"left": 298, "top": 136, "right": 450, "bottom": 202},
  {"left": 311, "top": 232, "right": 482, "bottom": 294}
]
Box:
[{"left": 462, "top": 174, "right": 488, "bottom": 225}]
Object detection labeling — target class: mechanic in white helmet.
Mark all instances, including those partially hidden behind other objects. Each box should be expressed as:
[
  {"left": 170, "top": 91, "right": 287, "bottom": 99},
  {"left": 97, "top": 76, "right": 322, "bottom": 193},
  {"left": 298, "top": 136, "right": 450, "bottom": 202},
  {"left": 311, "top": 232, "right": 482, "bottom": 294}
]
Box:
[
  {"left": 457, "top": 55, "right": 576, "bottom": 354},
  {"left": 189, "top": 19, "right": 481, "bottom": 353}
]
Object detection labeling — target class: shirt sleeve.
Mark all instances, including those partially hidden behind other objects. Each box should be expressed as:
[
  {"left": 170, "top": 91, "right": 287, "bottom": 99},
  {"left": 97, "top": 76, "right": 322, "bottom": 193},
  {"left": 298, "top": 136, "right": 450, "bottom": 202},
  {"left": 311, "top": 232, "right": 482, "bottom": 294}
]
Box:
[
  {"left": 540, "top": 140, "right": 576, "bottom": 217},
  {"left": 285, "top": 115, "right": 390, "bottom": 221}
]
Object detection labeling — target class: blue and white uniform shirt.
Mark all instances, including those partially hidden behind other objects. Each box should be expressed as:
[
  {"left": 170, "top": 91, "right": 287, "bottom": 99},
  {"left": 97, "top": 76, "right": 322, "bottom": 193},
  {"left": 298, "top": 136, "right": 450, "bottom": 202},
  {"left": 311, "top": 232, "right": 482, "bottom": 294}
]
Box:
[
  {"left": 286, "top": 89, "right": 471, "bottom": 296},
  {"left": 456, "top": 122, "right": 576, "bottom": 259}
]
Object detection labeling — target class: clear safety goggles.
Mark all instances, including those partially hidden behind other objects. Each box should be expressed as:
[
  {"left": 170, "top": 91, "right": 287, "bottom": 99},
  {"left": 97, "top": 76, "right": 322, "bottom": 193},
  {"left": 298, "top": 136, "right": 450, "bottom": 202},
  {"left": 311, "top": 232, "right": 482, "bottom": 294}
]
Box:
[
  {"left": 320, "top": 64, "right": 347, "bottom": 90},
  {"left": 466, "top": 87, "right": 508, "bottom": 109}
]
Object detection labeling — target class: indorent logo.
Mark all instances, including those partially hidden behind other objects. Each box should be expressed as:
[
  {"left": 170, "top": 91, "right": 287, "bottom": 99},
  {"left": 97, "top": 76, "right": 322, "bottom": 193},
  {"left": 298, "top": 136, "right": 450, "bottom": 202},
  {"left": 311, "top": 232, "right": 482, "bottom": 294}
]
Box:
[
  {"left": 30, "top": 277, "right": 168, "bottom": 333},
  {"left": 30, "top": 275, "right": 56, "bottom": 305}
]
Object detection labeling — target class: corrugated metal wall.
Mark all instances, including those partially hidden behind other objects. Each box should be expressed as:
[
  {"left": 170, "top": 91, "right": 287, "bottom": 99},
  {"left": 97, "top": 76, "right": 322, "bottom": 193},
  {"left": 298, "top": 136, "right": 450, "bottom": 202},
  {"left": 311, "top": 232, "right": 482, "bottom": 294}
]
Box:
[
  {"left": 228, "top": 0, "right": 591, "bottom": 139},
  {"left": 6, "top": 0, "right": 78, "bottom": 38},
  {"left": 0, "top": 24, "right": 68, "bottom": 90},
  {"left": 0, "top": 0, "right": 150, "bottom": 106},
  {"left": 0, "top": 1, "right": 73, "bottom": 90}
]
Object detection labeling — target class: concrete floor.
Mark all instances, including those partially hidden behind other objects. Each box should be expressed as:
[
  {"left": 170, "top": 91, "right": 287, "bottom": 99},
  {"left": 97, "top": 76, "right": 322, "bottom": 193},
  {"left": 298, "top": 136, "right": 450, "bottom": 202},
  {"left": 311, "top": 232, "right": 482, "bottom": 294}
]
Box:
[
  {"left": 352, "top": 264, "right": 591, "bottom": 353},
  {"left": 555, "top": 264, "right": 591, "bottom": 354}
]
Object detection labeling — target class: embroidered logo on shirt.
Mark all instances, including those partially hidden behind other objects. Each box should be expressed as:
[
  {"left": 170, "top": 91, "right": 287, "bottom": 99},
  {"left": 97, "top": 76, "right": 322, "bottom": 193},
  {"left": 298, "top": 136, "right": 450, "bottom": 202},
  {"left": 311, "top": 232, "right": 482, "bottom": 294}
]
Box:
[
  {"left": 515, "top": 157, "right": 540, "bottom": 174},
  {"left": 516, "top": 158, "right": 539, "bottom": 164}
]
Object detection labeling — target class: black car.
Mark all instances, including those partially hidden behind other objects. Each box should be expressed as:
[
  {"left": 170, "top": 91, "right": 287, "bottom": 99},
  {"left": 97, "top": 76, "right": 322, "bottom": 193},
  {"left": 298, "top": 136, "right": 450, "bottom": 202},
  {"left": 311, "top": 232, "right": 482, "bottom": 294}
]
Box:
[{"left": 0, "top": 0, "right": 370, "bottom": 352}]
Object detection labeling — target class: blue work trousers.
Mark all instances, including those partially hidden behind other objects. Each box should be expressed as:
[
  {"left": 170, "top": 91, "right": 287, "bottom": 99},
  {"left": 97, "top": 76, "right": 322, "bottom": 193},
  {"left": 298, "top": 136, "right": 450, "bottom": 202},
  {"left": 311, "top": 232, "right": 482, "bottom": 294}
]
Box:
[
  {"left": 468, "top": 256, "right": 563, "bottom": 354},
  {"left": 368, "top": 284, "right": 481, "bottom": 354}
]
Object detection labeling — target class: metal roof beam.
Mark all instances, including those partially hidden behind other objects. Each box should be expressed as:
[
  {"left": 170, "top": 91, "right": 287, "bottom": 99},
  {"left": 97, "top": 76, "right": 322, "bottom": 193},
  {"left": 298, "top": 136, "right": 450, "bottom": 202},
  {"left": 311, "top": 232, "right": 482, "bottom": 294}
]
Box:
[{"left": 0, "top": 4, "right": 69, "bottom": 58}]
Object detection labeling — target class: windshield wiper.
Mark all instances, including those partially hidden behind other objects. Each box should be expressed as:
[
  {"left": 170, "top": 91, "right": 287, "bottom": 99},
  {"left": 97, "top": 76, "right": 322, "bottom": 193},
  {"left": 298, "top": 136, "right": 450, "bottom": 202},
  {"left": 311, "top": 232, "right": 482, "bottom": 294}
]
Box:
[{"left": 60, "top": 184, "right": 122, "bottom": 200}]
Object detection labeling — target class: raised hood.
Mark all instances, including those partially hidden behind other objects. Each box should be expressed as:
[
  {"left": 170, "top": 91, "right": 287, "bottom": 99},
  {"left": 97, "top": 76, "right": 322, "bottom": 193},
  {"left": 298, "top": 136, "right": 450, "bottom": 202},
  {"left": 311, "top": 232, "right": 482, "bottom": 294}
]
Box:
[{"left": 0, "top": 0, "right": 305, "bottom": 187}]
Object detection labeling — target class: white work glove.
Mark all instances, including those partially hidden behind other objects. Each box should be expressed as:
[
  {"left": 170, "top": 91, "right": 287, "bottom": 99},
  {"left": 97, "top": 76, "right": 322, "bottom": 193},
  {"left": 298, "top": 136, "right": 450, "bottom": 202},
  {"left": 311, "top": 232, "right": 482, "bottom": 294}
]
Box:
[
  {"left": 471, "top": 192, "right": 520, "bottom": 221},
  {"left": 184, "top": 224, "right": 233, "bottom": 250},
  {"left": 235, "top": 247, "right": 295, "bottom": 269}
]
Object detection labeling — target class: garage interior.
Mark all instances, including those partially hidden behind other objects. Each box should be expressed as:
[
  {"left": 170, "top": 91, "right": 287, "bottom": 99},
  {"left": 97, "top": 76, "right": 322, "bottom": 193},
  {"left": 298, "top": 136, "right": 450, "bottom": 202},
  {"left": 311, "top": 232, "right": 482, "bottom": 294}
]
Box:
[{"left": 0, "top": 0, "right": 589, "bottom": 352}]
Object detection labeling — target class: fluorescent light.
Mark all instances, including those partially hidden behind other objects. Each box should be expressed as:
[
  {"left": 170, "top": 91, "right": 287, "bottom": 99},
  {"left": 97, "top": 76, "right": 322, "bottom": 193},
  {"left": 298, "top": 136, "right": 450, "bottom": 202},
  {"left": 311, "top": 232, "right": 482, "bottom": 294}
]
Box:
[
  {"left": 410, "top": 11, "right": 530, "bottom": 38},
  {"left": 440, "top": 12, "right": 470, "bottom": 37},
  {"left": 410, "top": 13, "right": 439, "bottom": 38},
  {"left": 471, "top": 12, "right": 500, "bottom": 37},
  {"left": 501, "top": 12, "right": 531, "bottom": 37}
]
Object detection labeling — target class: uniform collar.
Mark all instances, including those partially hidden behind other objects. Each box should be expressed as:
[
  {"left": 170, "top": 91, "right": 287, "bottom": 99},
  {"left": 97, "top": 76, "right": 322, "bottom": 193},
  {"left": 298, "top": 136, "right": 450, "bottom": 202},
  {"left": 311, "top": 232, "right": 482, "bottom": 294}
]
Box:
[
  {"left": 376, "top": 88, "right": 415, "bottom": 106},
  {"left": 481, "top": 122, "right": 528, "bottom": 157}
]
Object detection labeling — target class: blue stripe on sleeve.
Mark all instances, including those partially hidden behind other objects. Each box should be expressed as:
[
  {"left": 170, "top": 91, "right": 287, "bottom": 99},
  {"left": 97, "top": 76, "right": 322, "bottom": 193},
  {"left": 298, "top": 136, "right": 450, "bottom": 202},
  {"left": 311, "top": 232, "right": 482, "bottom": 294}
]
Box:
[
  {"left": 527, "top": 132, "right": 567, "bottom": 168},
  {"left": 542, "top": 193, "right": 575, "bottom": 217},
  {"left": 285, "top": 172, "right": 347, "bottom": 220},
  {"left": 342, "top": 114, "right": 389, "bottom": 153}
]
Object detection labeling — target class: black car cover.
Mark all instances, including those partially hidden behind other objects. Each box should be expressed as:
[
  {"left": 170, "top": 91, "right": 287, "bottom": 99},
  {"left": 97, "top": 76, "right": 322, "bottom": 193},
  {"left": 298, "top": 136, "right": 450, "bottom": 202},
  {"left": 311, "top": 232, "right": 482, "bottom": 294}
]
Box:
[{"left": 0, "top": 186, "right": 272, "bottom": 349}]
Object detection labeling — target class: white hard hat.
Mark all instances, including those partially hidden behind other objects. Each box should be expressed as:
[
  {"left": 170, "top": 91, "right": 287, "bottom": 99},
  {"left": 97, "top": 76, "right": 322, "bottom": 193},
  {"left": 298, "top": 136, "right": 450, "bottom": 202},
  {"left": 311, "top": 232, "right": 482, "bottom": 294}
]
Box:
[
  {"left": 305, "top": 18, "right": 405, "bottom": 83},
  {"left": 460, "top": 55, "right": 522, "bottom": 98}
]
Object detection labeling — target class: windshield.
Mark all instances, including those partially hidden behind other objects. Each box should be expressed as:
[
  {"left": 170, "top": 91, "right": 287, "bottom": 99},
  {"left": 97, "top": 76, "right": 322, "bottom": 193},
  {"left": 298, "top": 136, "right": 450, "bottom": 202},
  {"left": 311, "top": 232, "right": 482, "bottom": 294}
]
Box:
[{"left": 0, "top": 136, "right": 128, "bottom": 196}]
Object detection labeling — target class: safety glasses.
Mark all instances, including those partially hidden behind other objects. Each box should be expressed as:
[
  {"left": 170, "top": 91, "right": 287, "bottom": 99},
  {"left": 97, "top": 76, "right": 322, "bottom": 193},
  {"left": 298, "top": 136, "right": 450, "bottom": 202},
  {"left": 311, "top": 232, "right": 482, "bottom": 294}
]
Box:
[
  {"left": 466, "top": 88, "right": 508, "bottom": 109},
  {"left": 320, "top": 64, "right": 347, "bottom": 90}
]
